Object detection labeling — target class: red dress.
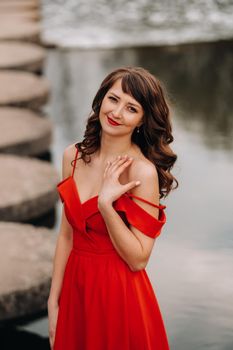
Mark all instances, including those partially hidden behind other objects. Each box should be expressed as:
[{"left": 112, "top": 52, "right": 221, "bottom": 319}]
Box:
[{"left": 54, "top": 146, "right": 170, "bottom": 350}]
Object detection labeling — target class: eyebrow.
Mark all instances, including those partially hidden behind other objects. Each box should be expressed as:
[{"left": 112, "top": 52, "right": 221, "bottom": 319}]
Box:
[{"left": 109, "top": 92, "right": 141, "bottom": 109}]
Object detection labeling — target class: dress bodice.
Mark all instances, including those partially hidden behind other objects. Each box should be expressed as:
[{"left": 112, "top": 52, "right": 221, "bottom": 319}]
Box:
[{"left": 56, "top": 146, "right": 167, "bottom": 252}]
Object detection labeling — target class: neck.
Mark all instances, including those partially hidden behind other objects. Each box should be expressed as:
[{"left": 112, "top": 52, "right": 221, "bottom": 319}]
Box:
[{"left": 98, "top": 132, "right": 135, "bottom": 161}]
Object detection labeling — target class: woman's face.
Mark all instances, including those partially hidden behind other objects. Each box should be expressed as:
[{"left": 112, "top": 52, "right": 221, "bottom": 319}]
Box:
[{"left": 99, "top": 78, "right": 144, "bottom": 136}]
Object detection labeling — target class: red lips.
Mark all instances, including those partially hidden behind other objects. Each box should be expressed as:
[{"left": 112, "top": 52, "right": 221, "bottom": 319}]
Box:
[{"left": 107, "top": 116, "right": 121, "bottom": 126}]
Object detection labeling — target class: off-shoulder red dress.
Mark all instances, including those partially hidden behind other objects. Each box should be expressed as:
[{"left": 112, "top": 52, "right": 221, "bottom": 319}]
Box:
[{"left": 53, "top": 146, "right": 170, "bottom": 350}]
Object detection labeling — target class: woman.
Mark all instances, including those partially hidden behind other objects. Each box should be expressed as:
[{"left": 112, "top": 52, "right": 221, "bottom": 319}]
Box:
[{"left": 48, "top": 66, "right": 178, "bottom": 350}]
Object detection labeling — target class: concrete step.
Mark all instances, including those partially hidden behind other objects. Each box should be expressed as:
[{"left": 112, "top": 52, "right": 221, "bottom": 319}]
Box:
[
  {"left": 0, "top": 70, "right": 50, "bottom": 110},
  {"left": 0, "top": 41, "right": 45, "bottom": 73},
  {"left": 0, "top": 154, "right": 59, "bottom": 221},
  {"left": 0, "top": 107, "right": 53, "bottom": 156},
  {"left": 0, "top": 221, "right": 56, "bottom": 321}
]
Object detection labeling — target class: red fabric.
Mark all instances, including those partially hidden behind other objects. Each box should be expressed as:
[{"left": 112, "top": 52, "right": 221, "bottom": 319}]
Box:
[{"left": 53, "top": 148, "right": 170, "bottom": 350}]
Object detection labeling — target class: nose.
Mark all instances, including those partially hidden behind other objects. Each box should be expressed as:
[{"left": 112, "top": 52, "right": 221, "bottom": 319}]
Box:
[{"left": 111, "top": 104, "right": 124, "bottom": 118}]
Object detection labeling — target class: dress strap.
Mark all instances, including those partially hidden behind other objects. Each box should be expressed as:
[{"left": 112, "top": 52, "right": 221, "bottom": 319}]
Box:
[
  {"left": 126, "top": 193, "right": 166, "bottom": 209},
  {"left": 71, "top": 146, "right": 79, "bottom": 178}
]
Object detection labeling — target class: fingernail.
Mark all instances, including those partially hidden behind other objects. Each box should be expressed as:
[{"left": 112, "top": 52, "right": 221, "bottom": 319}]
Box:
[{"left": 136, "top": 181, "right": 141, "bottom": 185}]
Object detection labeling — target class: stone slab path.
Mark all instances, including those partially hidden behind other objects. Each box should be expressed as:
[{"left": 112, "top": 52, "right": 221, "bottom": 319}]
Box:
[
  {"left": 0, "top": 154, "right": 59, "bottom": 221},
  {"left": 0, "top": 20, "right": 40, "bottom": 43},
  {"left": 0, "top": 222, "right": 56, "bottom": 321},
  {"left": 0, "top": 42, "right": 45, "bottom": 72},
  {"left": 0, "top": 1, "right": 39, "bottom": 12},
  {"left": 0, "top": 10, "right": 39, "bottom": 23},
  {"left": 0, "top": 107, "right": 53, "bottom": 155},
  {"left": 0, "top": 70, "right": 50, "bottom": 109}
]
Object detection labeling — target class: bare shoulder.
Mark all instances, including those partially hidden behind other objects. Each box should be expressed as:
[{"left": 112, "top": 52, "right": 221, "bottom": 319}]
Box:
[
  {"left": 128, "top": 155, "right": 159, "bottom": 202},
  {"left": 62, "top": 142, "right": 79, "bottom": 178},
  {"left": 129, "top": 155, "right": 159, "bottom": 183},
  {"left": 63, "top": 142, "right": 78, "bottom": 158}
]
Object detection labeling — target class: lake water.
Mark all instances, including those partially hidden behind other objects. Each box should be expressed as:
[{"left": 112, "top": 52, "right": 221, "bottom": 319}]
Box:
[
  {"left": 13, "top": 40, "right": 233, "bottom": 350},
  {"left": 42, "top": 0, "right": 233, "bottom": 48}
]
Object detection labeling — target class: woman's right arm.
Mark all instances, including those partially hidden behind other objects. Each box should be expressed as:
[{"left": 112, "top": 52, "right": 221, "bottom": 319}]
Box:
[{"left": 47, "top": 145, "right": 75, "bottom": 348}]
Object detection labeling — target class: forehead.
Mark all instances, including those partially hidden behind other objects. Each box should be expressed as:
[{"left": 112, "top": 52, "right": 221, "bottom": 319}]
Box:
[
  {"left": 108, "top": 78, "right": 141, "bottom": 106},
  {"left": 109, "top": 78, "right": 123, "bottom": 90}
]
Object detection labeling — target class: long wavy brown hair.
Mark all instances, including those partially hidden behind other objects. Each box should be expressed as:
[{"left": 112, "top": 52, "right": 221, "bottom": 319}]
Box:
[{"left": 73, "top": 66, "right": 178, "bottom": 199}]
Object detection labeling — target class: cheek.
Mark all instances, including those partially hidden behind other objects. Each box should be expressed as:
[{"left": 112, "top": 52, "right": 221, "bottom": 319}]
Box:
[
  {"left": 99, "top": 100, "right": 109, "bottom": 114},
  {"left": 100, "top": 100, "right": 115, "bottom": 118},
  {"left": 124, "top": 113, "right": 143, "bottom": 126},
  {"left": 99, "top": 101, "right": 109, "bottom": 123}
]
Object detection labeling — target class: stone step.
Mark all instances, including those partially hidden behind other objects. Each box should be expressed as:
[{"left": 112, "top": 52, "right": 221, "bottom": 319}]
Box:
[
  {"left": 0, "top": 70, "right": 50, "bottom": 110},
  {"left": 0, "top": 1, "right": 39, "bottom": 12},
  {"left": 0, "top": 221, "right": 56, "bottom": 321},
  {"left": 0, "top": 20, "right": 41, "bottom": 43},
  {"left": 0, "top": 107, "right": 53, "bottom": 156},
  {"left": 0, "top": 41, "right": 45, "bottom": 72},
  {"left": 0, "top": 154, "right": 59, "bottom": 221},
  {"left": 0, "top": 10, "right": 40, "bottom": 23}
]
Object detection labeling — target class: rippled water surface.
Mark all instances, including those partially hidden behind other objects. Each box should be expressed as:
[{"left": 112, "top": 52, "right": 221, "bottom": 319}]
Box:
[{"left": 42, "top": 0, "right": 233, "bottom": 48}]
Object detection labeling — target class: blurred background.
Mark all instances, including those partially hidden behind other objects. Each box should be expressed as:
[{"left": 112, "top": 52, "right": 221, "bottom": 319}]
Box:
[{"left": 0, "top": 0, "right": 233, "bottom": 349}]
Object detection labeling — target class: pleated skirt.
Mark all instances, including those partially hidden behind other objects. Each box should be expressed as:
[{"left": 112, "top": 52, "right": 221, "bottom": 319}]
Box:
[{"left": 53, "top": 248, "right": 170, "bottom": 350}]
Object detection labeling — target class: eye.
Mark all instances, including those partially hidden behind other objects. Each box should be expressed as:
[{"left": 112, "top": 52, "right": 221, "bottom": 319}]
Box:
[
  {"left": 108, "top": 96, "right": 117, "bottom": 102},
  {"left": 128, "top": 106, "right": 137, "bottom": 113}
]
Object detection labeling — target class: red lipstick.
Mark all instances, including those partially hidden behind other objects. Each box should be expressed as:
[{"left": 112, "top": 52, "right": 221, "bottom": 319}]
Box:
[{"left": 107, "top": 116, "right": 121, "bottom": 126}]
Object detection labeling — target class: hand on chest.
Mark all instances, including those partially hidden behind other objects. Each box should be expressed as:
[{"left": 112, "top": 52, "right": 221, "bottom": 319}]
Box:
[{"left": 74, "top": 160, "right": 131, "bottom": 205}]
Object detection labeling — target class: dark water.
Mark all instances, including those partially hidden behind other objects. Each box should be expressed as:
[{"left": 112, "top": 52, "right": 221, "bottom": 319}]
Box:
[{"left": 11, "top": 40, "right": 233, "bottom": 349}]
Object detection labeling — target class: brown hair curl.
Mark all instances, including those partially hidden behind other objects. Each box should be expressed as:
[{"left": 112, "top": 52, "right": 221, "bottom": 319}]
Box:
[{"left": 75, "top": 66, "right": 178, "bottom": 199}]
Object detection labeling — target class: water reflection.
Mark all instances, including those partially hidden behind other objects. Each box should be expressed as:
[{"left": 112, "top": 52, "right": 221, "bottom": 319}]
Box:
[
  {"left": 45, "top": 40, "right": 233, "bottom": 153},
  {"left": 2, "top": 327, "right": 49, "bottom": 350},
  {"left": 135, "top": 41, "right": 233, "bottom": 152},
  {"left": 42, "top": 42, "right": 233, "bottom": 349}
]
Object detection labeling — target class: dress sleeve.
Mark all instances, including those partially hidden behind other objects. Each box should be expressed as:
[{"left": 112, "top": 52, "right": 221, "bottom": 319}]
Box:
[{"left": 113, "top": 193, "right": 167, "bottom": 239}]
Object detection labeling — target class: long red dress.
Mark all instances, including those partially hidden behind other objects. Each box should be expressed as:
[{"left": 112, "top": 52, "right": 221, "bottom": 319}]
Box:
[{"left": 53, "top": 146, "right": 170, "bottom": 350}]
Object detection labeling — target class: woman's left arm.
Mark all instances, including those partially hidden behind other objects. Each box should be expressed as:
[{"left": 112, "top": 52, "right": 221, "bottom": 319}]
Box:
[{"left": 98, "top": 156, "right": 160, "bottom": 272}]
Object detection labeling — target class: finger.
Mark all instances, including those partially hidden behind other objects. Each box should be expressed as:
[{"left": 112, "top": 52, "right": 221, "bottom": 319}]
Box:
[
  {"left": 122, "top": 180, "right": 141, "bottom": 192},
  {"left": 104, "top": 157, "right": 124, "bottom": 178},
  {"left": 110, "top": 155, "right": 128, "bottom": 165},
  {"left": 51, "top": 335, "right": 55, "bottom": 349},
  {"left": 109, "top": 156, "right": 129, "bottom": 173},
  {"left": 49, "top": 336, "right": 53, "bottom": 349},
  {"left": 103, "top": 160, "right": 112, "bottom": 177},
  {"left": 114, "top": 157, "right": 133, "bottom": 176},
  {"left": 111, "top": 155, "right": 122, "bottom": 164},
  {"left": 49, "top": 328, "right": 54, "bottom": 337},
  {"left": 49, "top": 330, "right": 54, "bottom": 347}
]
